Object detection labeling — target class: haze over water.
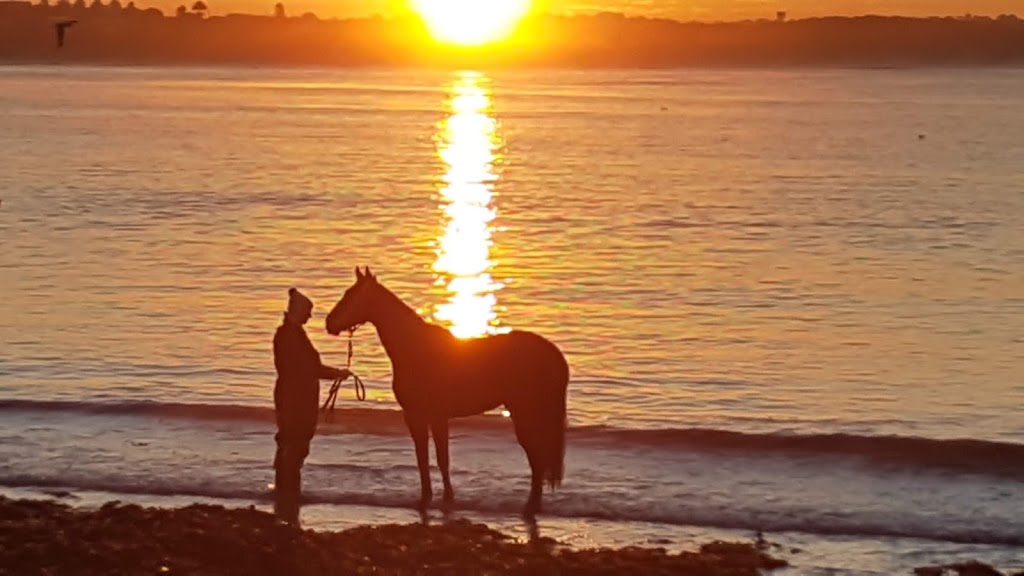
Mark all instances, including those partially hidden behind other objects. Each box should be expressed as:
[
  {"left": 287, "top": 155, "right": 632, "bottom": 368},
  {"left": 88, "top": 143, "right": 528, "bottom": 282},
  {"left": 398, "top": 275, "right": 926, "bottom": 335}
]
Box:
[{"left": 1, "top": 66, "right": 1023, "bottom": 573}]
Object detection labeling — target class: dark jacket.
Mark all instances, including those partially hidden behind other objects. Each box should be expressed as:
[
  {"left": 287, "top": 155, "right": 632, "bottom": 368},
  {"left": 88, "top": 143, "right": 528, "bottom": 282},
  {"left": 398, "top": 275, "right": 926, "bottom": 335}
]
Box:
[{"left": 273, "top": 321, "right": 325, "bottom": 435}]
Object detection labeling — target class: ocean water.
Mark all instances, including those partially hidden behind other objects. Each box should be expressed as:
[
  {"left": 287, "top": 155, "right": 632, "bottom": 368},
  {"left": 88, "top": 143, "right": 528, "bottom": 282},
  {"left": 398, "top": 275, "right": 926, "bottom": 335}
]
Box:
[{"left": 1, "top": 65, "right": 1023, "bottom": 574}]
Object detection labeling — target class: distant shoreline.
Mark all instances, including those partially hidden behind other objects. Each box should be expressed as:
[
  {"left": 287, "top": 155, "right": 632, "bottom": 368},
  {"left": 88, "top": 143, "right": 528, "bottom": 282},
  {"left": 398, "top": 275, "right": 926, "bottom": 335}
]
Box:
[
  {"left": 6, "top": 58, "right": 1024, "bottom": 70},
  {"left": 3, "top": 2, "right": 1024, "bottom": 68}
]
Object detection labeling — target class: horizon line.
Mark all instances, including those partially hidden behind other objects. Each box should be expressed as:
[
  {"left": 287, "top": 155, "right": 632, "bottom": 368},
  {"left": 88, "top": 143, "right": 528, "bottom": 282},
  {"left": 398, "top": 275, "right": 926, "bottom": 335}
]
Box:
[{"left": 2, "top": 1, "right": 1021, "bottom": 25}]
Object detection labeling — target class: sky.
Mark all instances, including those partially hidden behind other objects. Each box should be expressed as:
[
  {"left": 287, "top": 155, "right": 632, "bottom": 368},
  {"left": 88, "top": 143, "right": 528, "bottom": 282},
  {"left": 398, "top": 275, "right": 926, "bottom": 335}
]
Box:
[{"left": 147, "top": 0, "right": 1024, "bottom": 20}]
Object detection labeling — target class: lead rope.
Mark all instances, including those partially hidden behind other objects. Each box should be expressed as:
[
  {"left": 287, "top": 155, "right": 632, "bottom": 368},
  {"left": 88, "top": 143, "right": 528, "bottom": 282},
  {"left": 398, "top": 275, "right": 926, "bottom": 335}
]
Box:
[{"left": 321, "top": 325, "right": 366, "bottom": 419}]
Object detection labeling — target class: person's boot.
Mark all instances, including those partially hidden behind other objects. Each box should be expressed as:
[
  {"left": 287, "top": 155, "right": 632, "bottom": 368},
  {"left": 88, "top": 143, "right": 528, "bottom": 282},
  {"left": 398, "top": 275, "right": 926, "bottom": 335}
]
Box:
[
  {"left": 277, "top": 455, "right": 303, "bottom": 494},
  {"left": 273, "top": 461, "right": 302, "bottom": 523}
]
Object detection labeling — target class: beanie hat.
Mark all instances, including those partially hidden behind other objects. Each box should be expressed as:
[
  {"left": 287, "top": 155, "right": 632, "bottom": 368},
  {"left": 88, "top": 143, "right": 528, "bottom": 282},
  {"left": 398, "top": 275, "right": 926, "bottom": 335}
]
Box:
[{"left": 287, "top": 287, "right": 313, "bottom": 315}]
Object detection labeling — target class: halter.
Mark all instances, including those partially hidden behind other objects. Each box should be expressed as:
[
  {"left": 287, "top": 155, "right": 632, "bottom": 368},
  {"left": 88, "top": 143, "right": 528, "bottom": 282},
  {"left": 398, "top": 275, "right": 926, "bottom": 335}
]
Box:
[{"left": 321, "top": 324, "right": 366, "bottom": 418}]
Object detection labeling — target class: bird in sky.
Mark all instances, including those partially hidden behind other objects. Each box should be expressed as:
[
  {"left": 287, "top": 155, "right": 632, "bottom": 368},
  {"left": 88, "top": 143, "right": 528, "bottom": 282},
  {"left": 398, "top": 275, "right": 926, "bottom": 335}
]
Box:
[{"left": 54, "top": 19, "right": 78, "bottom": 49}]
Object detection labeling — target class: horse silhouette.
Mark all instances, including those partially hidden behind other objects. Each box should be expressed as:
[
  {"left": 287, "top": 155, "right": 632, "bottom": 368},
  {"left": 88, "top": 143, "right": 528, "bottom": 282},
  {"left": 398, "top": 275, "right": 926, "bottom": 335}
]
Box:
[{"left": 326, "top": 267, "right": 569, "bottom": 517}]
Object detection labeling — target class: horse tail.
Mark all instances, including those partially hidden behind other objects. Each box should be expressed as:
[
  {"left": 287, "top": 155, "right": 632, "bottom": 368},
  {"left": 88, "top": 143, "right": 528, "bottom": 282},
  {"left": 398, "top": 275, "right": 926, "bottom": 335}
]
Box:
[{"left": 545, "top": 358, "right": 569, "bottom": 491}]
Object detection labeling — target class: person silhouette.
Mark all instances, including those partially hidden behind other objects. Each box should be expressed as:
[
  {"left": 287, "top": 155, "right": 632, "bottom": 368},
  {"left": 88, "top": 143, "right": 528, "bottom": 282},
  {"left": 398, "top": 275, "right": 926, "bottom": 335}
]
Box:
[{"left": 272, "top": 288, "right": 349, "bottom": 518}]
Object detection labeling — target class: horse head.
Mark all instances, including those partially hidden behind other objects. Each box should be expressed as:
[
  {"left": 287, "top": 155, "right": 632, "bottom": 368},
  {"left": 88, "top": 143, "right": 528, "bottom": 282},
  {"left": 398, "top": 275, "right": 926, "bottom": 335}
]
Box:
[{"left": 326, "top": 266, "right": 380, "bottom": 335}]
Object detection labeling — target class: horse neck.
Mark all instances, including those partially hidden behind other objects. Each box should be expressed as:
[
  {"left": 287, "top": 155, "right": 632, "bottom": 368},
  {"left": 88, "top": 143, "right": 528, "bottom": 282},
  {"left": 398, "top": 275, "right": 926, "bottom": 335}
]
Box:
[{"left": 367, "top": 285, "right": 425, "bottom": 362}]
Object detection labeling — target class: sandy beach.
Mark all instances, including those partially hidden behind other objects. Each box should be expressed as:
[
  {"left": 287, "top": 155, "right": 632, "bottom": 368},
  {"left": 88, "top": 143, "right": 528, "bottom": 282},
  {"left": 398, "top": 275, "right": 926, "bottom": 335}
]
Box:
[{"left": 0, "top": 495, "right": 791, "bottom": 575}]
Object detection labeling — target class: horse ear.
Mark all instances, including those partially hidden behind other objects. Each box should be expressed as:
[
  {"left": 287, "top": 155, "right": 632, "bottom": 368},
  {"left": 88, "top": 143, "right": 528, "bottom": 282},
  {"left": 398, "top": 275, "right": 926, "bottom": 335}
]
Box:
[
  {"left": 366, "top": 266, "right": 374, "bottom": 279},
  {"left": 355, "top": 267, "right": 363, "bottom": 281}
]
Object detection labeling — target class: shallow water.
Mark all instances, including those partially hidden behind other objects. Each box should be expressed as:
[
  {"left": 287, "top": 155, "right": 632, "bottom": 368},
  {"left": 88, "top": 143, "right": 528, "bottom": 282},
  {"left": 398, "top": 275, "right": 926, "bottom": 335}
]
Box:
[{"left": 1, "top": 65, "right": 1023, "bottom": 572}]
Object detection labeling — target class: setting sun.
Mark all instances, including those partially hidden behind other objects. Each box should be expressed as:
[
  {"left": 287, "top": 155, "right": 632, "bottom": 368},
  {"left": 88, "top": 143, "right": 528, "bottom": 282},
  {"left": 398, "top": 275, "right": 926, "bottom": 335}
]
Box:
[{"left": 411, "top": 0, "right": 530, "bottom": 46}]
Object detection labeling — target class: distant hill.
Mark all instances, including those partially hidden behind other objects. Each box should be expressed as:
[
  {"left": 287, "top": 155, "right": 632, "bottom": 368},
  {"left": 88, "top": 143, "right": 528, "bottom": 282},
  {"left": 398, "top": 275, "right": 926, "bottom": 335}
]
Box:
[{"left": 2, "top": 1, "right": 1024, "bottom": 67}]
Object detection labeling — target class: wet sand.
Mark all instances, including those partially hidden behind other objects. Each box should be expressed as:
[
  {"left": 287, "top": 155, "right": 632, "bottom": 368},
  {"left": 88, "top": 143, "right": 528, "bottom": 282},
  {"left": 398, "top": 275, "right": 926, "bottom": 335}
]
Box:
[{"left": 0, "top": 495, "right": 787, "bottom": 575}]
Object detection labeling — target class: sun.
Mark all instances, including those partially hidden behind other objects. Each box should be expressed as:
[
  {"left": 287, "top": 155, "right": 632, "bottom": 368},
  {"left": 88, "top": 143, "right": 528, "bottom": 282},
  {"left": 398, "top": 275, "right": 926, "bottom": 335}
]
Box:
[{"left": 412, "top": 0, "right": 530, "bottom": 46}]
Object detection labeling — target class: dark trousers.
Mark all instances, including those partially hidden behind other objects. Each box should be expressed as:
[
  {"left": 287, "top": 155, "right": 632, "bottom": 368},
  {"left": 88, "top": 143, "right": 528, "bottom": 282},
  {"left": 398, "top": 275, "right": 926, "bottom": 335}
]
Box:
[{"left": 274, "top": 428, "right": 313, "bottom": 496}]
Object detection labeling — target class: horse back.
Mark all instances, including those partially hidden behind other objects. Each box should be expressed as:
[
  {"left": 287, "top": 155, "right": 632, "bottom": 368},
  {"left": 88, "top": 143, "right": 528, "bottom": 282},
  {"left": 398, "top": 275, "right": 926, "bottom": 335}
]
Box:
[
  {"left": 395, "top": 328, "right": 569, "bottom": 419},
  {"left": 451, "top": 330, "right": 567, "bottom": 411},
  {"left": 458, "top": 329, "right": 566, "bottom": 374}
]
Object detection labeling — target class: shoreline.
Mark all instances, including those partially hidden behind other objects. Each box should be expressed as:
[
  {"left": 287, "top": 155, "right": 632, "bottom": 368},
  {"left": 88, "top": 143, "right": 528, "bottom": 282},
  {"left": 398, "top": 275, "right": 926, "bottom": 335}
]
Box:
[
  {"left": 0, "top": 494, "right": 787, "bottom": 576},
  {"left": 2, "top": 488, "right": 1023, "bottom": 576}
]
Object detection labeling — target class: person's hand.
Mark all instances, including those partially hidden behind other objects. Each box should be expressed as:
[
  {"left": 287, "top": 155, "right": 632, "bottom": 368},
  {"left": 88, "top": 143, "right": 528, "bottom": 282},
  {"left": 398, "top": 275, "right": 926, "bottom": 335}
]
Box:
[{"left": 334, "top": 368, "right": 352, "bottom": 380}]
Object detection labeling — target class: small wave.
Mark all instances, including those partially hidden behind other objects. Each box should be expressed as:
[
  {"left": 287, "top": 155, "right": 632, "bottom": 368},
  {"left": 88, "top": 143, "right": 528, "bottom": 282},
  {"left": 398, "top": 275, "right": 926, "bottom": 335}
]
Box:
[
  {"left": 0, "top": 398, "right": 416, "bottom": 436},
  {"left": 0, "top": 398, "right": 276, "bottom": 422},
  {"left": 2, "top": 398, "right": 1023, "bottom": 480},
  {"left": 573, "top": 425, "right": 1024, "bottom": 480},
  {"left": 1, "top": 474, "right": 1020, "bottom": 547}
]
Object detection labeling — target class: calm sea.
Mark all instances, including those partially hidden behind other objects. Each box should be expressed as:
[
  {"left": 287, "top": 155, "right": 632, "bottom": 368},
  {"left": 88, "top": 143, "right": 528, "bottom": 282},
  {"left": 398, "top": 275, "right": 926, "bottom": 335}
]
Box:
[{"left": 1, "top": 65, "right": 1022, "bottom": 574}]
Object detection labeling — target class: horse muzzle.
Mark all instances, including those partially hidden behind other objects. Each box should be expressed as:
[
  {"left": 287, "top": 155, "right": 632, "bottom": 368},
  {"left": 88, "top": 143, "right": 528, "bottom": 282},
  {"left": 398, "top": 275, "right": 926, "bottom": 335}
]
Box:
[
  {"left": 325, "top": 313, "right": 358, "bottom": 336},
  {"left": 325, "top": 315, "right": 343, "bottom": 336}
]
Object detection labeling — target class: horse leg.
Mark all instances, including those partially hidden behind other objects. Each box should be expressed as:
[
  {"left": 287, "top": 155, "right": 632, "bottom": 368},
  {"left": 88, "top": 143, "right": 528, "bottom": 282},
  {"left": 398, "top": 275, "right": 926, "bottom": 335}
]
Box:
[
  {"left": 512, "top": 413, "right": 544, "bottom": 518},
  {"left": 431, "top": 420, "right": 454, "bottom": 504},
  {"left": 405, "top": 414, "right": 432, "bottom": 510},
  {"left": 523, "top": 451, "right": 544, "bottom": 519}
]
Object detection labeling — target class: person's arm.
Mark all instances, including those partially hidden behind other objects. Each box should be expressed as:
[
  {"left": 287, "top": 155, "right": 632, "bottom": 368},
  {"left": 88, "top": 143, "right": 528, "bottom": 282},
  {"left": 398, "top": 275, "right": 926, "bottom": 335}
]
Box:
[
  {"left": 276, "top": 327, "right": 345, "bottom": 382},
  {"left": 319, "top": 364, "right": 351, "bottom": 380}
]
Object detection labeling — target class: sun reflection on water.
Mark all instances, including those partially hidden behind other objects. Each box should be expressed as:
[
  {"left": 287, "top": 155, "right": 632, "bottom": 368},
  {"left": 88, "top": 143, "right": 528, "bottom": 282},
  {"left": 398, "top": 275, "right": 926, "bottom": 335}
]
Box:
[{"left": 432, "top": 72, "right": 506, "bottom": 339}]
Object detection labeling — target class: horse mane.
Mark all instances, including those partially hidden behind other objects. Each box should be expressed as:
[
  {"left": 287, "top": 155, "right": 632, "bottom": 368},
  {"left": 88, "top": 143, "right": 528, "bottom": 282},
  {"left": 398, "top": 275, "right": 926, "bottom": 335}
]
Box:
[
  {"left": 373, "top": 280, "right": 429, "bottom": 327},
  {"left": 373, "top": 280, "right": 456, "bottom": 340}
]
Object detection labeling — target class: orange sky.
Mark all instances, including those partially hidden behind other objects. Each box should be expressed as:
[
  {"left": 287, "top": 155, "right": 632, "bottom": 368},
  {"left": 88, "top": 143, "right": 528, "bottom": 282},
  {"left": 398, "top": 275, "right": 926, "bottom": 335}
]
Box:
[{"left": 149, "top": 0, "right": 1023, "bottom": 20}]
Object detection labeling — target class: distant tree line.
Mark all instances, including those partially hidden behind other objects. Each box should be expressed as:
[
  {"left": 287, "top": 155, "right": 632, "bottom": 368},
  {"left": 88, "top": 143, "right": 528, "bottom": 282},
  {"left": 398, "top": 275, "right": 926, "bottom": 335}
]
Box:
[
  {"left": 1, "top": 1, "right": 1023, "bottom": 68},
  {"left": 2, "top": 0, "right": 304, "bottom": 19}
]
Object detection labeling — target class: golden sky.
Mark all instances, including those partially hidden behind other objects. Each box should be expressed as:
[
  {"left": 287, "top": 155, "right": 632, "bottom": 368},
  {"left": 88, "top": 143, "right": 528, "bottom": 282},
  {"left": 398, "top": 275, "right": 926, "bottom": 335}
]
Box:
[{"left": 159, "top": 0, "right": 1023, "bottom": 20}]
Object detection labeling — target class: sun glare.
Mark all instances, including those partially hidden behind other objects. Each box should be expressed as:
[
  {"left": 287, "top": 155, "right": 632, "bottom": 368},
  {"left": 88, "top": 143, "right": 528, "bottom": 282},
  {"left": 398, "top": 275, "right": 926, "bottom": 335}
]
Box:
[
  {"left": 431, "top": 72, "right": 506, "bottom": 338},
  {"left": 412, "top": 0, "right": 530, "bottom": 46}
]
